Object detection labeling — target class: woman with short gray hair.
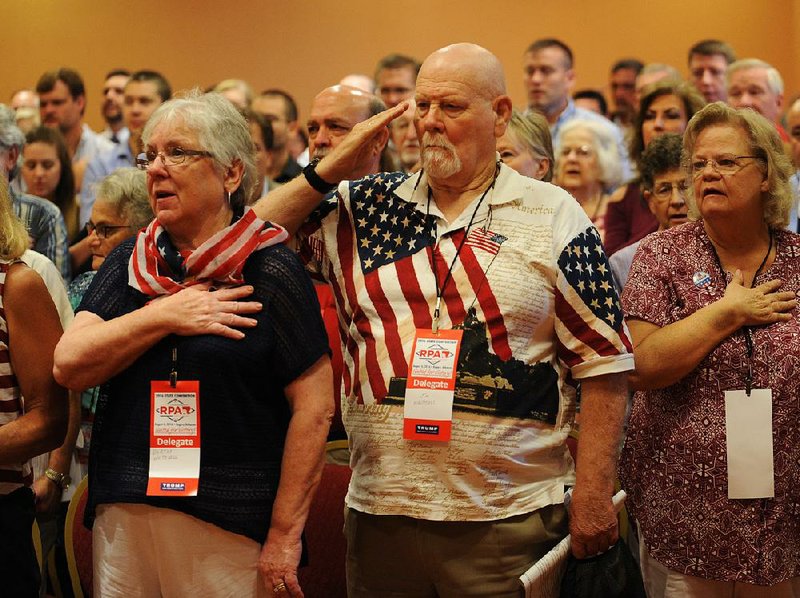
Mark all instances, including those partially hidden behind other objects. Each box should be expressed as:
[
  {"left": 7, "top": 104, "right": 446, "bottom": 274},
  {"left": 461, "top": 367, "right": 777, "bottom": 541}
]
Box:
[
  {"left": 56, "top": 91, "right": 333, "bottom": 597},
  {"left": 67, "top": 167, "right": 154, "bottom": 480}
]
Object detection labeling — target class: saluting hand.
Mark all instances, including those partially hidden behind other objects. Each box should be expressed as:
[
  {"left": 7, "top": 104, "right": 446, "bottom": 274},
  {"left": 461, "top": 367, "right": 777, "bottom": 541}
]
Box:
[{"left": 315, "top": 101, "right": 410, "bottom": 184}]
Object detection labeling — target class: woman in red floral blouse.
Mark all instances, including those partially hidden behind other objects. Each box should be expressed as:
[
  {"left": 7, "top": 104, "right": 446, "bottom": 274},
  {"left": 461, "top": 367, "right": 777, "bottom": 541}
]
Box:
[{"left": 620, "top": 102, "right": 800, "bottom": 596}]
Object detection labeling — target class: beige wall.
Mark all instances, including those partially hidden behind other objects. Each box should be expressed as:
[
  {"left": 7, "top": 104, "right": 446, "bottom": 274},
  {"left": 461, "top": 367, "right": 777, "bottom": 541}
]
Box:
[{"left": 6, "top": 0, "right": 799, "bottom": 131}]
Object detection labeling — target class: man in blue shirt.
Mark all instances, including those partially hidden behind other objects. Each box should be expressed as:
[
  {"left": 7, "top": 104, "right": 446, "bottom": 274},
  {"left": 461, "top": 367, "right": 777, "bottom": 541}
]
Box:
[
  {"left": 36, "top": 68, "right": 113, "bottom": 178},
  {"left": 80, "top": 71, "right": 171, "bottom": 226},
  {"left": 523, "top": 38, "right": 631, "bottom": 181}
]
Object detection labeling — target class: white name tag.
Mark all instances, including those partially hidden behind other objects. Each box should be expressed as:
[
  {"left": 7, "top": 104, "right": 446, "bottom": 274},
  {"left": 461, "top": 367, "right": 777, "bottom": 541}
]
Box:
[
  {"left": 403, "top": 329, "right": 463, "bottom": 442},
  {"left": 724, "top": 388, "right": 774, "bottom": 499},
  {"left": 147, "top": 380, "right": 201, "bottom": 497}
]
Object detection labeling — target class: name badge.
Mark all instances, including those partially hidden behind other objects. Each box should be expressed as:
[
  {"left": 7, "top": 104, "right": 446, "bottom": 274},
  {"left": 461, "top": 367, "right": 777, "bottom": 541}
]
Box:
[
  {"left": 403, "top": 329, "right": 463, "bottom": 442},
  {"left": 724, "top": 388, "right": 774, "bottom": 499},
  {"left": 147, "top": 380, "right": 201, "bottom": 497}
]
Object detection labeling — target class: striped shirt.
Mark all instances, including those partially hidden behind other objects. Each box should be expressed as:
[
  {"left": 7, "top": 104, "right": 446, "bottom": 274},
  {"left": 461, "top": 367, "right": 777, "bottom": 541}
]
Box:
[
  {"left": 300, "top": 165, "right": 634, "bottom": 520},
  {"left": 0, "top": 260, "right": 33, "bottom": 495}
]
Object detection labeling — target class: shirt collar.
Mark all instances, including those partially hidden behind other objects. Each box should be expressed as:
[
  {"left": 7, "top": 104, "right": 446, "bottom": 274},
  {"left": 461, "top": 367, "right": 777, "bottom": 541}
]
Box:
[
  {"left": 394, "top": 157, "right": 524, "bottom": 215},
  {"left": 552, "top": 98, "right": 576, "bottom": 134}
]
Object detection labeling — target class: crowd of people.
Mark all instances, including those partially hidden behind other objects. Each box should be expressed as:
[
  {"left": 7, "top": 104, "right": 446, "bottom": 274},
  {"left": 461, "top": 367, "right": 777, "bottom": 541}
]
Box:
[{"left": 1, "top": 34, "right": 799, "bottom": 597}]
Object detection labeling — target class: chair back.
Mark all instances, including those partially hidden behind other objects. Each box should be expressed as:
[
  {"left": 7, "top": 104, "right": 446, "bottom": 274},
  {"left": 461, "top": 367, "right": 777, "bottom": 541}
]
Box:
[
  {"left": 297, "top": 463, "right": 351, "bottom": 597},
  {"left": 64, "top": 475, "right": 92, "bottom": 597}
]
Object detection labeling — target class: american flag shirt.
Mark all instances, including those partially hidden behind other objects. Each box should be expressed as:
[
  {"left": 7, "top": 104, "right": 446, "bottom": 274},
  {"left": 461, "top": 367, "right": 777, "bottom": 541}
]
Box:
[{"left": 299, "top": 163, "right": 633, "bottom": 520}]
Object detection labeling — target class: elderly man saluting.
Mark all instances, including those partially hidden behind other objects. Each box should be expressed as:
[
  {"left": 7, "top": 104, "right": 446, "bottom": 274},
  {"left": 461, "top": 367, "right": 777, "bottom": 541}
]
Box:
[{"left": 256, "top": 43, "right": 633, "bottom": 597}]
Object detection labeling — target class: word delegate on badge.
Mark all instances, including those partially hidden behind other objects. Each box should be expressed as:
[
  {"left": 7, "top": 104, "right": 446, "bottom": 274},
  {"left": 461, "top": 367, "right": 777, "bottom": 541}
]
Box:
[
  {"left": 411, "top": 379, "right": 450, "bottom": 390},
  {"left": 155, "top": 438, "right": 195, "bottom": 448}
]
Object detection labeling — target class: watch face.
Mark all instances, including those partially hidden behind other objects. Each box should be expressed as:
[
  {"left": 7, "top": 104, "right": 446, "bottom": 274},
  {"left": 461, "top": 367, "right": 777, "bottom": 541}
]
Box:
[{"left": 46, "top": 469, "right": 70, "bottom": 488}]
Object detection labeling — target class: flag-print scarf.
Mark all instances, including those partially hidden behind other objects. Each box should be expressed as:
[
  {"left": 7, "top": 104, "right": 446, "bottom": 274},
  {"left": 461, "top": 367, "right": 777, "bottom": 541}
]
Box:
[{"left": 128, "top": 207, "right": 288, "bottom": 296}]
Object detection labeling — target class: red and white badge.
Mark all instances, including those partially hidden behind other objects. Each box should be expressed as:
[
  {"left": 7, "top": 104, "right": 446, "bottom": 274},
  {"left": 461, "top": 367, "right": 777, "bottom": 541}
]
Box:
[
  {"left": 403, "top": 329, "right": 463, "bottom": 442},
  {"left": 147, "top": 380, "right": 201, "bottom": 497}
]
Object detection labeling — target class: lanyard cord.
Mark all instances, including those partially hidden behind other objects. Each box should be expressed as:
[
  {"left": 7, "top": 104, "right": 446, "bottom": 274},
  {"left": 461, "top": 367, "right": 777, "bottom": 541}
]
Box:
[
  {"left": 426, "top": 162, "right": 500, "bottom": 333},
  {"left": 708, "top": 229, "right": 773, "bottom": 395},
  {"left": 170, "top": 346, "right": 178, "bottom": 388}
]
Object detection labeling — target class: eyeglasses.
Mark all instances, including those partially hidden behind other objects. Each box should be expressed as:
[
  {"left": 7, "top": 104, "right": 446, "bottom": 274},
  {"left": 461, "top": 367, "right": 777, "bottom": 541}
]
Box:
[
  {"left": 690, "top": 155, "right": 763, "bottom": 178},
  {"left": 86, "top": 221, "right": 133, "bottom": 239},
  {"left": 651, "top": 180, "right": 689, "bottom": 201},
  {"left": 559, "top": 145, "right": 594, "bottom": 158},
  {"left": 136, "top": 146, "right": 213, "bottom": 171}
]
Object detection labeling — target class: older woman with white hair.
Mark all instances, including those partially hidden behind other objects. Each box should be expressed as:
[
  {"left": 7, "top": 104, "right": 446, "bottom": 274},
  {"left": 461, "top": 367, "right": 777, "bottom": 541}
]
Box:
[
  {"left": 54, "top": 92, "right": 334, "bottom": 597},
  {"left": 554, "top": 119, "right": 623, "bottom": 243},
  {"left": 620, "top": 102, "right": 800, "bottom": 596},
  {"left": 84, "top": 168, "right": 153, "bottom": 270},
  {"left": 66, "top": 168, "right": 154, "bottom": 477}
]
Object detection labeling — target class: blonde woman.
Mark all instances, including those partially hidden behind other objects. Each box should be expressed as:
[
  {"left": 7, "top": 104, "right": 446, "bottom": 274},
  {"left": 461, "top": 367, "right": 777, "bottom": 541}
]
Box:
[{"left": 0, "top": 180, "right": 67, "bottom": 595}]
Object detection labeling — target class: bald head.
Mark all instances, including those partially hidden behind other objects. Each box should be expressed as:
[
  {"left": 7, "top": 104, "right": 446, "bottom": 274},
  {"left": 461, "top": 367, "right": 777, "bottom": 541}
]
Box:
[
  {"left": 339, "top": 74, "right": 375, "bottom": 95},
  {"left": 419, "top": 43, "right": 507, "bottom": 100},
  {"left": 307, "top": 85, "right": 387, "bottom": 175},
  {"left": 414, "top": 43, "right": 513, "bottom": 187}
]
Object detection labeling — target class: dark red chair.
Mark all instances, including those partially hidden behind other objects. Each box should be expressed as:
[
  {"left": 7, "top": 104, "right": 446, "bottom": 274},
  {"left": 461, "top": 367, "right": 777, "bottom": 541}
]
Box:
[{"left": 297, "top": 463, "right": 352, "bottom": 597}]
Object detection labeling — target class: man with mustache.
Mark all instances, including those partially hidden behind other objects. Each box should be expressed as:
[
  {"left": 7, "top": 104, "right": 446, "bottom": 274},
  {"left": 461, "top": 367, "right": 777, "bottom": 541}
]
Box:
[
  {"left": 255, "top": 42, "right": 632, "bottom": 596},
  {"left": 306, "top": 84, "right": 388, "bottom": 178}
]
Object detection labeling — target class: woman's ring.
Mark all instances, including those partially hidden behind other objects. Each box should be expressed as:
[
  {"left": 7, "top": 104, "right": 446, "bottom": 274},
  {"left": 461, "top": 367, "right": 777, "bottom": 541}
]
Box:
[{"left": 273, "top": 581, "right": 286, "bottom": 593}]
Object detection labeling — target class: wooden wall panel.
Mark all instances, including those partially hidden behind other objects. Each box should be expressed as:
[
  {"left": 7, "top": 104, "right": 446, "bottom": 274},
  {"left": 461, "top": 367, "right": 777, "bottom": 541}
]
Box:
[{"left": 5, "top": 0, "right": 798, "bottom": 130}]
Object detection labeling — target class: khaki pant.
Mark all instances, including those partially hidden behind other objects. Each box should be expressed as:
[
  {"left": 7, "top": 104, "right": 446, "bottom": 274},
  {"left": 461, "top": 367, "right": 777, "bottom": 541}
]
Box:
[
  {"left": 639, "top": 531, "right": 800, "bottom": 598},
  {"left": 345, "top": 504, "right": 567, "bottom": 597},
  {"left": 93, "top": 503, "right": 268, "bottom": 598}
]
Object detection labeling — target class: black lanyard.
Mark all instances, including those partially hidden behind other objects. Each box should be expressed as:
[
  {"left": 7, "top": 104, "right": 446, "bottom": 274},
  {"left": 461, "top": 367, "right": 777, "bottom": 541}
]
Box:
[
  {"left": 170, "top": 347, "right": 178, "bottom": 387},
  {"left": 426, "top": 163, "right": 500, "bottom": 333},
  {"left": 708, "top": 230, "right": 773, "bottom": 395}
]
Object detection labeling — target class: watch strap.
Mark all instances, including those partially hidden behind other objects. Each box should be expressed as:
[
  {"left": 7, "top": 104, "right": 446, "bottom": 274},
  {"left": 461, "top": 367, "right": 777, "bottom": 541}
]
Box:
[{"left": 302, "top": 159, "right": 337, "bottom": 194}]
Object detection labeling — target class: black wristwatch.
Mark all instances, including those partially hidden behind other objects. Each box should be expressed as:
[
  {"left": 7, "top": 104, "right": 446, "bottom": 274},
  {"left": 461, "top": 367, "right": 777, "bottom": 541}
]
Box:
[{"left": 302, "top": 158, "right": 337, "bottom": 194}]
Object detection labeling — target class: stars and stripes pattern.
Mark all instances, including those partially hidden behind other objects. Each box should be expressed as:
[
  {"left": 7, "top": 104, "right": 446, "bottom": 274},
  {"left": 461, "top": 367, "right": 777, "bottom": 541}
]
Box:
[
  {"left": 304, "top": 173, "right": 527, "bottom": 406},
  {"left": 129, "top": 207, "right": 288, "bottom": 297},
  {"left": 465, "top": 228, "right": 507, "bottom": 256},
  {"left": 351, "top": 176, "right": 435, "bottom": 274},
  {"left": 555, "top": 226, "right": 632, "bottom": 368},
  {"left": 302, "top": 171, "right": 632, "bottom": 406}
]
